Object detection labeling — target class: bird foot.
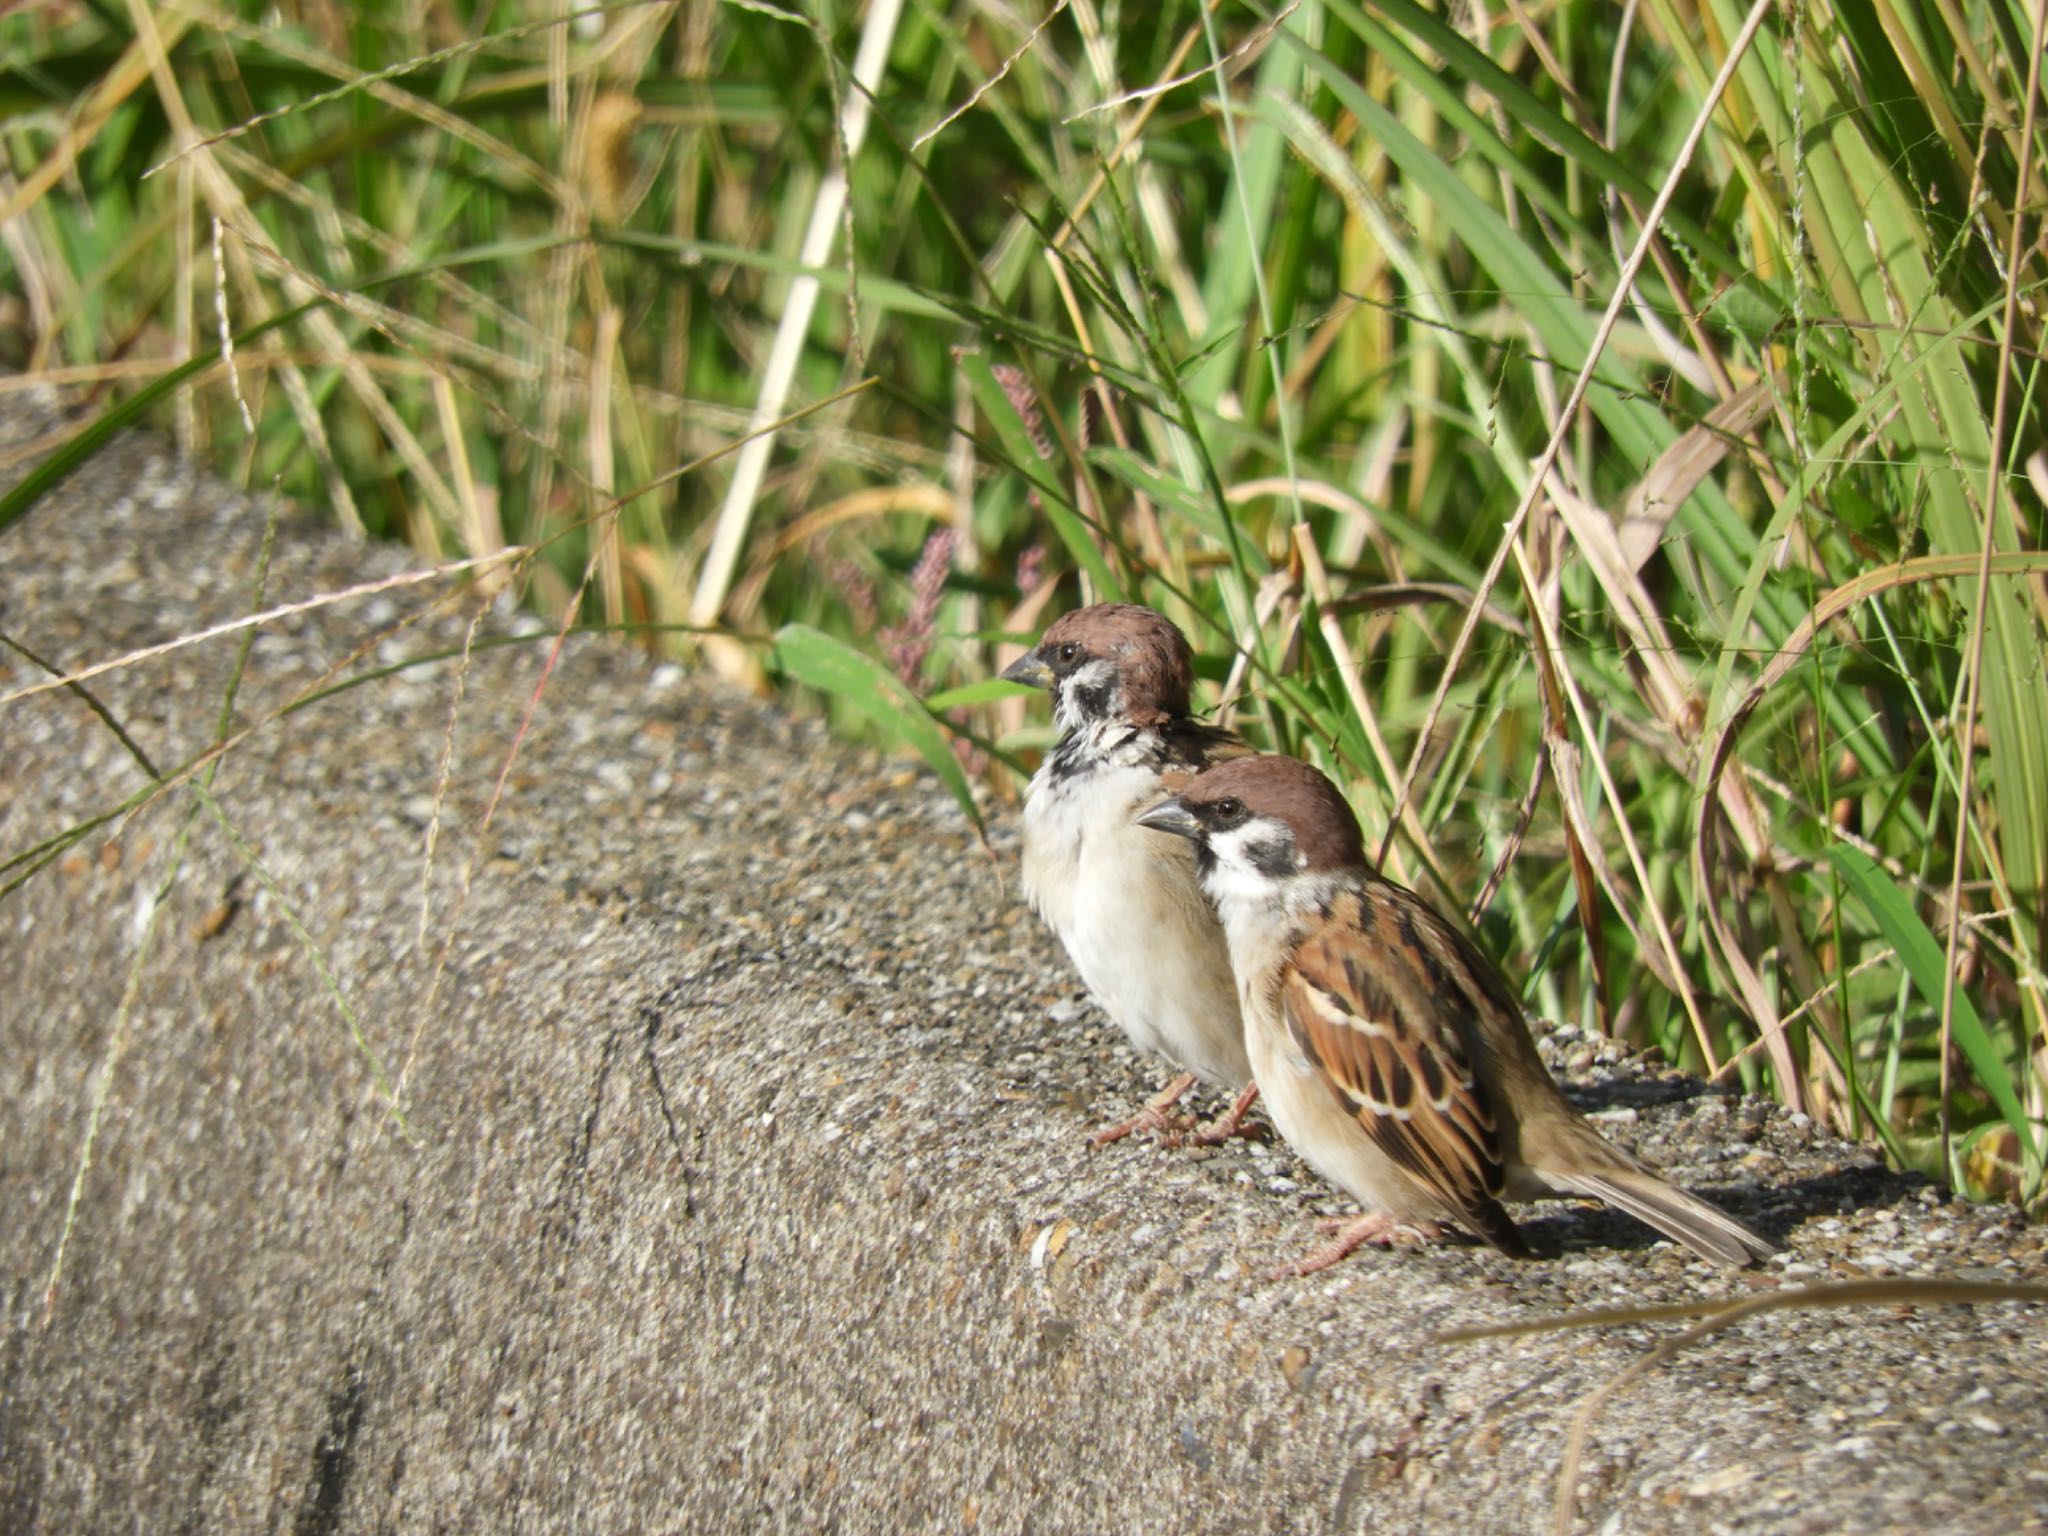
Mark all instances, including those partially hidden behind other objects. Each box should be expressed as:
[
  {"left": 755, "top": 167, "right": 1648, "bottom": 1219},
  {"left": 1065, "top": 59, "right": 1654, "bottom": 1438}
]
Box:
[
  {"left": 1161, "top": 1081, "right": 1266, "bottom": 1147},
  {"left": 1269, "top": 1212, "right": 1443, "bottom": 1279},
  {"left": 1089, "top": 1072, "right": 1200, "bottom": 1148}
]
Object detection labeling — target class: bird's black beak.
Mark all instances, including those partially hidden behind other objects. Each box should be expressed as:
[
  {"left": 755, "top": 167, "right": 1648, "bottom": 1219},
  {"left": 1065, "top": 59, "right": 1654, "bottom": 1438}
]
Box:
[
  {"left": 1000, "top": 650, "right": 1053, "bottom": 689},
  {"left": 1135, "top": 798, "right": 1202, "bottom": 841}
]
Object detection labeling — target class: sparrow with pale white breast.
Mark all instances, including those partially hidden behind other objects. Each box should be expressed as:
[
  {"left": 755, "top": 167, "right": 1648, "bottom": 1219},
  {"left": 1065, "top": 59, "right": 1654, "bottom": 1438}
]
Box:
[
  {"left": 1137, "top": 754, "right": 1777, "bottom": 1272},
  {"left": 1002, "top": 604, "right": 1261, "bottom": 1146}
]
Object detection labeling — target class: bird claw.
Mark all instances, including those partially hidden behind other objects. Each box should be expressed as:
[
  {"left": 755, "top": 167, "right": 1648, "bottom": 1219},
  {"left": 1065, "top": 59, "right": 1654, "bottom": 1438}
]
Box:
[
  {"left": 1089, "top": 1072, "right": 1200, "bottom": 1147},
  {"left": 1269, "top": 1212, "right": 1442, "bottom": 1278},
  {"left": 1089, "top": 1104, "right": 1186, "bottom": 1147},
  {"left": 1160, "top": 1080, "right": 1266, "bottom": 1147},
  {"left": 1161, "top": 1116, "right": 1269, "bottom": 1149}
]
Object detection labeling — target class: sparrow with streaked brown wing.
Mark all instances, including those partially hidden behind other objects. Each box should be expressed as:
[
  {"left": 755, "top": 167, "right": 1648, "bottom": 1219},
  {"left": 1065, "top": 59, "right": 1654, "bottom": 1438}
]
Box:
[
  {"left": 1002, "top": 604, "right": 1261, "bottom": 1146},
  {"left": 1137, "top": 754, "right": 1776, "bottom": 1274}
]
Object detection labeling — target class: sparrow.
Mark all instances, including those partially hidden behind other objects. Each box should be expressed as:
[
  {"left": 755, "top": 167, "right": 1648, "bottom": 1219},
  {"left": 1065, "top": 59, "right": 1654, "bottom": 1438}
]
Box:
[
  {"left": 1136, "top": 754, "right": 1777, "bottom": 1273},
  {"left": 1002, "top": 603, "right": 1261, "bottom": 1146}
]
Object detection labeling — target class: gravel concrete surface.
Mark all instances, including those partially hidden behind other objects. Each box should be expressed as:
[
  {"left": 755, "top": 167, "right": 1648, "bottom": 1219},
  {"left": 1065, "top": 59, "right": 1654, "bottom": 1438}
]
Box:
[{"left": 2, "top": 394, "right": 2046, "bottom": 1535}]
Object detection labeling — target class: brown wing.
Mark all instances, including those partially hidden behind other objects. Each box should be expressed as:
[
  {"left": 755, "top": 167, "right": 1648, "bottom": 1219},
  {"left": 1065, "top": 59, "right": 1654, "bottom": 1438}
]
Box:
[
  {"left": 1155, "top": 719, "right": 1254, "bottom": 781},
  {"left": 1281, "top": 886, "right": 1527, "bottom": 1255}
]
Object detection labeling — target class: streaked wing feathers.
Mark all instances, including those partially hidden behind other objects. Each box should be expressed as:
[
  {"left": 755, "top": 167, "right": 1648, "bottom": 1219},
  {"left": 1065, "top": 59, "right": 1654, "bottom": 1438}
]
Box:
[{"left": 1282, "top": 887, "right": 1509, "bottom": 1222}]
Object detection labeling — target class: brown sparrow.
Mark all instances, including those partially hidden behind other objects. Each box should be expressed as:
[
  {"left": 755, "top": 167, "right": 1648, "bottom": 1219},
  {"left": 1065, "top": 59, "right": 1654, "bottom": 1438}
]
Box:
[
  {"left": 1137, "top": 754, "right": 1776, "bottom": 1272},
  {"left": 1003, "top": 604, "right": 1260, "bottom": 1146}
]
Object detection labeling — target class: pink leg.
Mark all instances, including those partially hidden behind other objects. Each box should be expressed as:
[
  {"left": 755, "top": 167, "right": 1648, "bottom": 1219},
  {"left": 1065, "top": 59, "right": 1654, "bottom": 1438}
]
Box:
[
  {"left": 1090, "top": 1072, "right": 1199, "bottom": 1148},
  {"left": 1269, "top": 1212, "right": 1443, "bottom": 1279},
  {"left": 1164, "top": 1080, "right": 1266, "bottom": 1147}
]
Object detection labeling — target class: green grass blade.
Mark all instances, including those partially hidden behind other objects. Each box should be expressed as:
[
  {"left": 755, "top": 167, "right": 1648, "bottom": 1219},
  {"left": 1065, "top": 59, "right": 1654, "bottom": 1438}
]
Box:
[
  {"left": 924, "top": 677, "right": 1035, "bottom": 711},
  {"left": 769, "top": 624, "right": 982, "bottom": 834},
  {"left": 1825, "top": 843, "right": 2039, "bottom": 1176},
  {"left": 955, "top": 350, "right": 1124, "bottom": 601},
  {"left": 0, "top": 300, "right": 318, "bottom": 538}
]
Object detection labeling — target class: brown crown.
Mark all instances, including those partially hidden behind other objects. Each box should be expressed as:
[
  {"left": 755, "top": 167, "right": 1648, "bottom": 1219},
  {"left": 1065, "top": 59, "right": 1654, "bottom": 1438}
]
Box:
[
  {"left": 1179, "top": 755, "right": 1368, "bottom": 873},
  {"left": 1039, "top": 603, "right": 1196, "bottom": 725}
]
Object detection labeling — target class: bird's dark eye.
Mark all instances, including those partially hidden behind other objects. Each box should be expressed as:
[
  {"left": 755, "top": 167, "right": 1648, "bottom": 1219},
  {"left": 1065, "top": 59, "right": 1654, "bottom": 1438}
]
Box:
[
  {"left": 1212, "top": 797, "right": 1245, "bottom": 823},
  {"left": 1056, "top": 642, "right": 1080, "bottom": 664}
]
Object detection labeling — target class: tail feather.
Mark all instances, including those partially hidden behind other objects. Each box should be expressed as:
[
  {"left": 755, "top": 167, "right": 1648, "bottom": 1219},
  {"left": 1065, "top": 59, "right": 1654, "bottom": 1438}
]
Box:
[
  {"left": 1549, "top": 1168, "right": 1776, "bottom": 1267},
  {"left": 1460, "top": 1194, "right": 1534, "bottom": 1260}
]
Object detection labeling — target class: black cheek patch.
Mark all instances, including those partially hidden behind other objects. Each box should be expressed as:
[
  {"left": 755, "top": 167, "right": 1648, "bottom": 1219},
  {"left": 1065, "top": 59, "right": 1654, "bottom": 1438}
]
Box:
[
  {"left": 1247, "top": 835, "right": 1299, "bottom": 879},
  {"left": 1069, "top": 679, "right": 1114, "bottom": 719}
]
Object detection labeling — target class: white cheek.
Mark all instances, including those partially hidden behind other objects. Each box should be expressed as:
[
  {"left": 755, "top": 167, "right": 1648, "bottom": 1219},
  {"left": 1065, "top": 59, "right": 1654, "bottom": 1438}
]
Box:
[
  {"left": 1199, "top": 820, "right": 1324, "bottom": 965},
  {"left": 1199, "top": 850, "right": 1277, "bottom": 918},
  {"left": 1197, "top": 822, "right": 1291, "bottom": 912}
]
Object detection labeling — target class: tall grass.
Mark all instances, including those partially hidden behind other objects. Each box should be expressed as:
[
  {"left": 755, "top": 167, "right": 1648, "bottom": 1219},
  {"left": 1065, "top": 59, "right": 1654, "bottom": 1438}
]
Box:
[{"left": 3, "top": 0, "right": 2045, "bottom": 1206}]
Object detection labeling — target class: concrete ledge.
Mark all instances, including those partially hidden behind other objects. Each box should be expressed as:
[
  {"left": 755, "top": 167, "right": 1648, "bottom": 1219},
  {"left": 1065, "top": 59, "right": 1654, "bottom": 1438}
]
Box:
[{"left": 3, "top": 411, "right": 2045, "bottom": 1534}]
